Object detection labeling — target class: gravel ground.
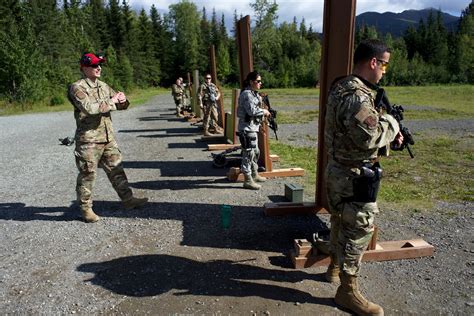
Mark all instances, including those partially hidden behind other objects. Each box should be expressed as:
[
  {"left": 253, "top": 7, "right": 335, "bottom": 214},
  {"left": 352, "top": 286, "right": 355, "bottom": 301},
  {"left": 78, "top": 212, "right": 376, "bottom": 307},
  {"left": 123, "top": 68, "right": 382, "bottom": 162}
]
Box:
[{"left": 0, "top": 93, "right": 473, "bottom": 315}]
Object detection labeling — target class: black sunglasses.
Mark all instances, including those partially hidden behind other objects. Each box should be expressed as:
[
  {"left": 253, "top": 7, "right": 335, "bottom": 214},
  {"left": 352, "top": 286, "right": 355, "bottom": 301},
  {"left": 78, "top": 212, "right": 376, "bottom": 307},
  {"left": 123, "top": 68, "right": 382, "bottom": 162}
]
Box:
[{"left": 205, "top": 77, "right": 211, "bottom": 79}]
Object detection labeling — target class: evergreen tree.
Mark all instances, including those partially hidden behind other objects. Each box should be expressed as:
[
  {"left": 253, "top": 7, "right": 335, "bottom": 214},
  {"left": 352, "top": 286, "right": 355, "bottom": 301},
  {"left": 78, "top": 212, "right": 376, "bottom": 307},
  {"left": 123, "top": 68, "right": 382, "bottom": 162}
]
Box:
[
  {"left": 0, "top": 0, "right": 48, "bottom": 103},
  {"left": 250, "top": 0, "right": 281, "bottom": 86},
  {"left": 168, "top": 1, "right": 202, "bottom": 75},
  {"left": 455, "top": 2, "right": 474, "bottom": 82}
]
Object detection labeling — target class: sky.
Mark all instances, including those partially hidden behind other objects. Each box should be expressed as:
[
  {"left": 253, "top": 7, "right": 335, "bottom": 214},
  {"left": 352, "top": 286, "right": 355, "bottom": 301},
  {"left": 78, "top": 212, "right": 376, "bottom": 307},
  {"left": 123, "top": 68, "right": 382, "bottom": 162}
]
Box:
[{"left": 127, "top": 0, "right": 471, "bottom": 32}]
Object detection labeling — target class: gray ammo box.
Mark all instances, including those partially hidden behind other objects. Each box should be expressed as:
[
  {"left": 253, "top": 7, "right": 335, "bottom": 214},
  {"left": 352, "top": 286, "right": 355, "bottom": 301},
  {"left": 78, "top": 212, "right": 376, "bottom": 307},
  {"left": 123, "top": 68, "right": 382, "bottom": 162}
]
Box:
[{"left": 284, "top": 183, "right": 303, "bottom": 203}]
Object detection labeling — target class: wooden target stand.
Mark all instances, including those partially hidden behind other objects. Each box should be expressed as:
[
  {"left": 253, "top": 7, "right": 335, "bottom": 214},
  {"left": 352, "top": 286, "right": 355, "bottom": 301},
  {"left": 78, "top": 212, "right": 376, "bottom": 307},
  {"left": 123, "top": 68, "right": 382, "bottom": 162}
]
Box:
[
  {"left": 262, "top": 0, "right": 433, "bottom": 268},
  {"left": 226, "top": 15, "right": 304, "bottom": 182}
]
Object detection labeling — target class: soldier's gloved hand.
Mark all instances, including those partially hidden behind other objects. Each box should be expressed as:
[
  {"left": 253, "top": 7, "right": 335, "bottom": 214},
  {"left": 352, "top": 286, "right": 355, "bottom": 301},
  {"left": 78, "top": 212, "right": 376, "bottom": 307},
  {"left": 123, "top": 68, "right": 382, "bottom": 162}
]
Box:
[
  {"left": 112, "top": 91, "right": 127, "bottom": 104},
  {"left": 394, "top": 131, "right": 404, "bottom": 147}
]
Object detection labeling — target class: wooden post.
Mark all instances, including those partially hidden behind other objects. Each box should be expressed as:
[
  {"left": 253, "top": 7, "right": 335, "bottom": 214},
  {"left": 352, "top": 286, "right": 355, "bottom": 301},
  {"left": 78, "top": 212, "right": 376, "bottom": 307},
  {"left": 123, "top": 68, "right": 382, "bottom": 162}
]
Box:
[
  {"left": 209, "top": 45, "right": 225, "bottom": 129},
  {"left": 316, "top": 0, "right": 357, "bottom": 212},
  {"left": 192, "top": 69, "right": 201, "bottom": 118},
  {"left": 237, "top": 15, "right": 253, "bottom": 87}
]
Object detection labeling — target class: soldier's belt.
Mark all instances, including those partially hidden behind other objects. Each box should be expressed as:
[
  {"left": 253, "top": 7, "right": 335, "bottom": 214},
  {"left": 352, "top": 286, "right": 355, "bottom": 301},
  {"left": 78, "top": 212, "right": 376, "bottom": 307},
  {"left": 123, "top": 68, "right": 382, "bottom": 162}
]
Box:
[{"left": 334, "top": 157, "right": 377, "bottom": 168}]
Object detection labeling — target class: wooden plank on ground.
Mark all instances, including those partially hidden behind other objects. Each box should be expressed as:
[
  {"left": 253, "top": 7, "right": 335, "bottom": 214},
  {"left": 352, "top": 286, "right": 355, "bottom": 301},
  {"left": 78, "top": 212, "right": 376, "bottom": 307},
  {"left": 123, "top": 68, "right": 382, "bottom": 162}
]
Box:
[
  {"left": 228, "top": 168, "right": 304, "bottom": 181},
  {"left": 207, "top": 144, "right": 237, "bottom": 151},
  {"left": 291, "top": 239, "right": 434, "bottom": 269}
]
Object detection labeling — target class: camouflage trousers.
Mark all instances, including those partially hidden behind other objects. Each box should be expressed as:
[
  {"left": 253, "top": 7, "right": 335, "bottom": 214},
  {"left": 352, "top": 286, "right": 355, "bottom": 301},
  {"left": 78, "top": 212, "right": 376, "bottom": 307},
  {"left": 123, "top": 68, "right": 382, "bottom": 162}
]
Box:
[
  {"left": 325, "top": 160, "right": 378, "bottom": 276},
  {"left": 74, "top": 141, "right": 133, "bottom": 210},
  {"left": 240, "top": 131, "right": 260, "bottom": 175},
  {"left": 202, "top": 101, "right": 219, "bottom": 131},
  {"left": 174, "top": 96, "right": 183, "bottom": 115}
]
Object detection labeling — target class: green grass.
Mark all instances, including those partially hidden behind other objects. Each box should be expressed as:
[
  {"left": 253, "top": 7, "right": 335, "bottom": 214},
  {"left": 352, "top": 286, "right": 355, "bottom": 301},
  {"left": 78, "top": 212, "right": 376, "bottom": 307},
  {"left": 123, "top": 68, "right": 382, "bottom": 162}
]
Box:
[
  {"left": 0, "top": 87, "right": 167, "bottom": 116},
  {"left": 385, "top": 85, "right": 474, "bottom": 117},
  {"left": 278, "top": 110, "right": 319, "bottom": 124}
]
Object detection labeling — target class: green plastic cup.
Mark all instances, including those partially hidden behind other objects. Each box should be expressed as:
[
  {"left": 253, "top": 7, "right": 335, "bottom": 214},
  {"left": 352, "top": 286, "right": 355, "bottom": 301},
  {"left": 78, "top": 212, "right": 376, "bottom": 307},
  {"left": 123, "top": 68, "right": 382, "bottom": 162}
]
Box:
[{"left": 220, "top": 205, "right": 232, "bottom": 229}]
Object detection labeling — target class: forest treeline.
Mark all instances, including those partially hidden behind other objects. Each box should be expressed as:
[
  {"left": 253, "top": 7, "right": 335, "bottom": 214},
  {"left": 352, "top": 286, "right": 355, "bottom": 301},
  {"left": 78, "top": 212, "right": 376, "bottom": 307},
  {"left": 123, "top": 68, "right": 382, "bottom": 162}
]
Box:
[{"left": 0, "top": 0, "right": 472, "bottom": 106}]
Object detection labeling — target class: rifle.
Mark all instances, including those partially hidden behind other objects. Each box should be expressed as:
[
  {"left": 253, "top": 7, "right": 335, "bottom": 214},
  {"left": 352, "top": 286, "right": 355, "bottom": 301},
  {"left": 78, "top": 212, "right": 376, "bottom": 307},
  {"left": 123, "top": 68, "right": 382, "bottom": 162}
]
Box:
[
  {"left": 375, "top": 88, "right": 415, "bottom": 158},
  {"left": 259, "top": 93, "right": 279, "bottom": 140}
]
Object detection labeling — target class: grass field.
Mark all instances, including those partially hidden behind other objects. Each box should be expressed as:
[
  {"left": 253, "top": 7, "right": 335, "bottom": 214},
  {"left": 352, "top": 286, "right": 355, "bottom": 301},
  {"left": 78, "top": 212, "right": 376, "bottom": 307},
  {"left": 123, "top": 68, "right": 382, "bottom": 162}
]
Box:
[{"left": 0, "top": 87, "right": 168, "bottom": 116}]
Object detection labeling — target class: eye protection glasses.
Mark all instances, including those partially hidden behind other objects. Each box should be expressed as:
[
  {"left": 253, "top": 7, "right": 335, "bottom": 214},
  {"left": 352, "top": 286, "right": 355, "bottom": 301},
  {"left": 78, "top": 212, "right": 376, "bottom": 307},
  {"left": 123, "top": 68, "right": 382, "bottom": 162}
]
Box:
[{"left": 376, "top": 59, "right": 389, "bottom": 71}]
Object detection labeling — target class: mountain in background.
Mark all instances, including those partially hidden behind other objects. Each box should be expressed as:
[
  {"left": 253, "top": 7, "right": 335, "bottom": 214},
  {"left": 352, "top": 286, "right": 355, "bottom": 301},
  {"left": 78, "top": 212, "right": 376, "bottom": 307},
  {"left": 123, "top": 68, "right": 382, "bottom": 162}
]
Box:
[{"left": 356, "top": 8, "right": 460, "bottom": 37}]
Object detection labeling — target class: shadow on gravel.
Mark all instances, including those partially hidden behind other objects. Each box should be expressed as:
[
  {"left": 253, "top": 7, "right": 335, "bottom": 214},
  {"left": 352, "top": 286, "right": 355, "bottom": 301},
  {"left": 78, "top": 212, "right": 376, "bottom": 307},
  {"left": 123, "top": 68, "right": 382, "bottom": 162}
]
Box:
[
  {"left": 77, "top": 254, "right": 335, "bottom": 307},
  {"left": 131, "top": 178, "right": 236, "bottom": 190},
  {"left": 138, "top": 116, "right": 185, "bottom": 122},
  {"left": 0, "top": 202, "right": 77, "bottom": 221},
  {"left": 123, "top": 160, "right": 225, "bottom": 177},
  {"left": 168, "top": 142, "right": 208, "bottom": 149},
  {"left": 119, "top": 127, "right": 200, "bottom": 135},
  {"left": 96, "top": 201, "right": 328, "bottom": 253}
]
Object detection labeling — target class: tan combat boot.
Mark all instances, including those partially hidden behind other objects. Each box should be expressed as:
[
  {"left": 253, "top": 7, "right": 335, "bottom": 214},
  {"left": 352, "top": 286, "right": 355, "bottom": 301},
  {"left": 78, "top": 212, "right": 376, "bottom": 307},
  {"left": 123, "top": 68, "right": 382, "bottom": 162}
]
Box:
[
  {"left": 243, "top": 174, "right": 261, "bottom": 190},
  {"left": 123, "top": 197, "right": 149, "bottom": 210},
  {"left": 81, "top": 207, "right": 100, "bottom": 223},
  {"left": 214, "top": 125, "right": 224, "bottom": 134},
  {"left": 335, "top": 272, "right": 384, "bottom": 316},
  {"left": 325, "top": 255, "right": 340, "bottom": 283},
  {"left": 203, "top": 128, "right": 212, "bottom": 136},
  {"left": 251, "top": 171, "right": 267, "bottom": 182}
]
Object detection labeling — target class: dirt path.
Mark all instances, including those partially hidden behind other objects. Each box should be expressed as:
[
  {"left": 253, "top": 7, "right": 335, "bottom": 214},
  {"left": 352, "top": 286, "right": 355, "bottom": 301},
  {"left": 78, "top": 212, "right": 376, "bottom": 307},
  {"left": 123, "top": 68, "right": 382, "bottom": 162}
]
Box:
[{"left": 0, "top": 94, "right": 472, "bottom": 315}]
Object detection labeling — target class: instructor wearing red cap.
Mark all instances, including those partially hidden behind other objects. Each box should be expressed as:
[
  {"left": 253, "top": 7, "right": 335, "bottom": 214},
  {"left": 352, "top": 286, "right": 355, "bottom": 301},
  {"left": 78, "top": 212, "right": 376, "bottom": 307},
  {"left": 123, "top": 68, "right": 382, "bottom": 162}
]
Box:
[{"left": 68, "top": 53, "right": 148, "bottom": 223}]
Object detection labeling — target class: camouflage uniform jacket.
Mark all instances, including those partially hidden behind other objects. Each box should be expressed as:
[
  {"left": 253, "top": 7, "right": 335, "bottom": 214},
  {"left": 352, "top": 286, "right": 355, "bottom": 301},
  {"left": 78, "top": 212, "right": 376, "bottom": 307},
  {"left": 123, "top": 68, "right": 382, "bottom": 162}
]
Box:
[
  {"left": 69, "top": 78, "right": 119, "bottom": 143},
  {"left": 324, "top": 75, "right": 399, "bottom": 166},
  {"left": 237, "top": 88, "right": 264, "bottom": 133},
  {"left": 171, "top": 84, "right": 184, "bottom": 100},
  {"left": 199, "top": 82, "right": 220, "bottom": 103}
]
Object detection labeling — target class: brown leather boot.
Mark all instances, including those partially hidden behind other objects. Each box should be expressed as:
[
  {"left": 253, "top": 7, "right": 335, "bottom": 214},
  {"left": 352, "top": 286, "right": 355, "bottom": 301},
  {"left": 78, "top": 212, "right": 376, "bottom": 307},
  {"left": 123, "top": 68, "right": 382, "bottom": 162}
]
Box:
[
  {"left": 81, "top": 208, "right": 100, "bottom": 223},
  {"left": 335, "top": 272, "right": 384, "bottom": 316},
  {"left": 243, "top": 174, "right": 261, "bottom": 190},
  {"left": 123, "top": 197, "right": 149, "bottom": 210},
  {"left": 325, "top": 255, "right": 340, "bottom": 283}
]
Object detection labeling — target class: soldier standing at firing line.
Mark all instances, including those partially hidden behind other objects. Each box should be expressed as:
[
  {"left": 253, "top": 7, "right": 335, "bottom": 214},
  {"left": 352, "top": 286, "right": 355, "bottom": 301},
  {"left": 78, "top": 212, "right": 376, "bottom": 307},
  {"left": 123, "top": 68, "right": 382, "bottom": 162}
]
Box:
[
  {"left": 199, "top": 74, "right": 222, "bottom": 136},
  {"left": 323, "top": 39, "right": 403, "bottom": 315},
  {"left": 171, "top": 77, "right": 185, "bottom": 117},
  {"left": 237, "top": 71, "right": 271, "bottom": 190},
  {"left": 68, "top": 53, "right": 148, "bottom": 223}
]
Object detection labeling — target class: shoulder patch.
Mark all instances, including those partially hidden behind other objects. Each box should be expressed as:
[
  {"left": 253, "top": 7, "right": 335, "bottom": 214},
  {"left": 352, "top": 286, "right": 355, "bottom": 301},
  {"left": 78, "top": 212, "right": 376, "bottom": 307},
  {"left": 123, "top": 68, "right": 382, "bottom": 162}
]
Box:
[
  {"left": 363, "top": 115, "right": 378, "bottom": 129},
  {"left": 355, "top": 107, "right": 378, "bottom": 129},
  {"left": 75, "top": 90, "right": 87, "bottom": 100}
]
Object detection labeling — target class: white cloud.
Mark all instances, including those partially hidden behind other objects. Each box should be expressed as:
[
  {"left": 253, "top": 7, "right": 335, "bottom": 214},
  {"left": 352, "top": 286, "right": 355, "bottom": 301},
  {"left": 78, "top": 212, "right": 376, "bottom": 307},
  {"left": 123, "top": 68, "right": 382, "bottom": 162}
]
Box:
[{"left": 127, "top": 0, "right": 471, "bottom": 32}]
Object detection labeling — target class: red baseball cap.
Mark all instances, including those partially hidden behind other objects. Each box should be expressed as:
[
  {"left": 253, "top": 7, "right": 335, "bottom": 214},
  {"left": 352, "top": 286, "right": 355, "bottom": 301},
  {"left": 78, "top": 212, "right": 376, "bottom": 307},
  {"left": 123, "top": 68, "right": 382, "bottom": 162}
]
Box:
[{"left": 80, "top": 53, "right": 105, "bottom": 67}]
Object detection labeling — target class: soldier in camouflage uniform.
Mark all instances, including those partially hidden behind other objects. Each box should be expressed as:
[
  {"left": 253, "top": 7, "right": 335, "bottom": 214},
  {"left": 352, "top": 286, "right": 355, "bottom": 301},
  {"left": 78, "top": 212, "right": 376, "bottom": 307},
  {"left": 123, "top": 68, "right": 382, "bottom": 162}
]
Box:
[
  {"left": 198, "top": 74, "right": 222, "bottom": 136},
  {"left": 324, "top": 40, "right": 403, "bottom": 315},
  {"left": 237, "top": 71, "right": 270, "bottom": 190},
  {"left": 171, "top": 78, "right": 185, "bottom": 117},
  {"left": 68, "top": 53, "right": 148, "bottom": 223}
]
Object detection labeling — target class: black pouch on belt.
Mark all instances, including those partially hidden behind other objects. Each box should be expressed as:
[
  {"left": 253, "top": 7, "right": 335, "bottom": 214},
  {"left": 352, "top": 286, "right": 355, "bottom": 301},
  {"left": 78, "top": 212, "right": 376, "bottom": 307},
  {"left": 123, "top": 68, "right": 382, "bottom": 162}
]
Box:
[{"left": 351, "top": 162, "right": 383, "bottom": 202}]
